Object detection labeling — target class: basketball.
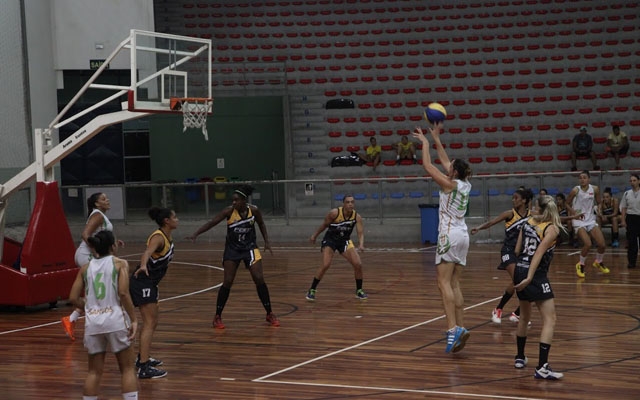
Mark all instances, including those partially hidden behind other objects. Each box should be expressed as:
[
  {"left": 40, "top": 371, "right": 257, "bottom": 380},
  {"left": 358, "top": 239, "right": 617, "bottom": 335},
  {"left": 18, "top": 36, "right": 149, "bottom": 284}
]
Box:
[{"left": 424, "top": 102, "right": 447, "bottom": 124}]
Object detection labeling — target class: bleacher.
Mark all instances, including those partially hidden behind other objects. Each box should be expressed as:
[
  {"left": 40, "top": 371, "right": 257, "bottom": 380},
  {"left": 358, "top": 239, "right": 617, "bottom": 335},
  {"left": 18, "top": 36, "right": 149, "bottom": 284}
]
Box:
[{"left": 154, "top": 0, "right": 639, "bottom": 209}]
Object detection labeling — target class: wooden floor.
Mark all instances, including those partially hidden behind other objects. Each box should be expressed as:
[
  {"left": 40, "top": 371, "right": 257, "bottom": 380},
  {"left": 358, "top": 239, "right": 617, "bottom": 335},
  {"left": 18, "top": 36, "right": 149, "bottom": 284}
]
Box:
[{"left": 1, "top": 241, "right": 639, "bottom": 400}]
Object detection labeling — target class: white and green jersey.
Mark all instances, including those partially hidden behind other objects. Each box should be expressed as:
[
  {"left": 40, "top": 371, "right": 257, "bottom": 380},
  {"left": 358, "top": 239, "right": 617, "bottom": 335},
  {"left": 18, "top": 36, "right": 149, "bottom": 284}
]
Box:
[
  {"left": 438, "top": 179, "right": 471, "bottom": 234},
  {"left": 83, "top": 255, "right": 128, "bottom": 335}
]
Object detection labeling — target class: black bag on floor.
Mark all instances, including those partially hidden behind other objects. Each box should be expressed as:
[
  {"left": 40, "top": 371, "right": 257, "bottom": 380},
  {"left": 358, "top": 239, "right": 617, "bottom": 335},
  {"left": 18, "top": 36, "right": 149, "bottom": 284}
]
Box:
[{"left": 331, "top": 152, "right": 364, "bottom": 167}]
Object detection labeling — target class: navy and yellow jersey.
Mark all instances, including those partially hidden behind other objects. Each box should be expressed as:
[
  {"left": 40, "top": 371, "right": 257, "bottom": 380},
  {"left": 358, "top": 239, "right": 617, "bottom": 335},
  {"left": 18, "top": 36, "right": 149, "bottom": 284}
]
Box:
[
  {"left": 504, "top": 208, "right": 530, "bottom": 247},
  {"left": 601, "top": 201, "right": 614, "bottom": 216},
  {"left": 226, "top": 206, "right": 258, "bottom": 252},
  {"left": 323, "top": 207, "right": 357, "bottom": 242},
  {"left": 146, "top": 229, "right": 174, "bottom": 284},
  {"left": 558, "top": 207, "right": 568, "bottom": 218},
  {"left": 516, "top": 217, "right": 556, "bottom": 274}
]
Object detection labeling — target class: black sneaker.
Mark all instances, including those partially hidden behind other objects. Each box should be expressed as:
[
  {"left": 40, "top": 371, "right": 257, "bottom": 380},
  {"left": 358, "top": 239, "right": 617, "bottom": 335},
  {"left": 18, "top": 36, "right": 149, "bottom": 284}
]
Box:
[
  {"left": 136, "top": 355, "right": 163, "bottom": 368},
  {"left": 138, "top": 364, "right": 167, "bottom": 379}
]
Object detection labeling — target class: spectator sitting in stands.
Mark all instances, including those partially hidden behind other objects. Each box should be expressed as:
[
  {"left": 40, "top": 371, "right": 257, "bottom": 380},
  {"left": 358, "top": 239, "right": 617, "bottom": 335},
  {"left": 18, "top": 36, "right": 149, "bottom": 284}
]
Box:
[
  {"left": 393, "top": 135, "right": 417, "bottom": 164},
  {"left": 597, "top": 187, "right": 621, "bottom": 248},
  {"left": 606, "top": 123, "right": 629, "bottom": 170},
  {"left": 571, "top": 126, "right": 599, "bottom": 171},
  {"left": 556, "top": 193, "right": 577, "bottom": 247},
  {"left": 532, "top": 188, "right": 548, "bottom": 213},
  {"left": 357, "top": 136, "right": 381, "bottom": 171}
]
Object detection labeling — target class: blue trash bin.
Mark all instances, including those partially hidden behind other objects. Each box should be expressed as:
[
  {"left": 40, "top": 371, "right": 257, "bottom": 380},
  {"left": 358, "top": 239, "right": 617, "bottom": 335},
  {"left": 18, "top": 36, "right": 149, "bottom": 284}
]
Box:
[{"left": 419, "top": 204, "right": 439, "bottom": 244}]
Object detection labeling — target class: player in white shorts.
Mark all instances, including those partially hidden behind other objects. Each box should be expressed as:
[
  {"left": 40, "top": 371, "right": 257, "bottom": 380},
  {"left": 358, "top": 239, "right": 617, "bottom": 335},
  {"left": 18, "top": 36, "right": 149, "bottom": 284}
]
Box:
[
  {"left": 413, "top": 121, "right": 472, "bottom": 354},
  {"left": 566, "top": 170, "right": 609, "bottom": 278},
  {"left": 69, "top": 230, "right": 138, "bottom": 400}
]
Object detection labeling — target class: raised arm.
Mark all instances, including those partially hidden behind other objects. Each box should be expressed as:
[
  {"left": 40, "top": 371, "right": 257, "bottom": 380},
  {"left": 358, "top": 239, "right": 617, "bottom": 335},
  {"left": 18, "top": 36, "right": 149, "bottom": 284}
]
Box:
[
  {"left": 470, "top": 209, "right": 513, "bottom": 235},
  {"left": 186, "top": 206, "right": 231, "bottom": 241},
  {"left": 427, "top": 122, "right": 451, "bottom": 172},
  {"left": 411, "top": 127, "right": 456, "bottom": 192}
]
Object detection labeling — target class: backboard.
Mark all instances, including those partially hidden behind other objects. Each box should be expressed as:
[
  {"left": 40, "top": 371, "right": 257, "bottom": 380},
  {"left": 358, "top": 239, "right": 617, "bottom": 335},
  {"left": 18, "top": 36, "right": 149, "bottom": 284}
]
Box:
[{"left": 126, "top": 30, "right": 212, "bottom": 113}]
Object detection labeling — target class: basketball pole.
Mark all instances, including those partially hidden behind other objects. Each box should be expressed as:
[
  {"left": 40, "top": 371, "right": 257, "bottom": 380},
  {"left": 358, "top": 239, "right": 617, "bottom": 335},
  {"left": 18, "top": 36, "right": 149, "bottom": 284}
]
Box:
[{"left": 0, "top": 29, "right": 212, "bottom": 260}]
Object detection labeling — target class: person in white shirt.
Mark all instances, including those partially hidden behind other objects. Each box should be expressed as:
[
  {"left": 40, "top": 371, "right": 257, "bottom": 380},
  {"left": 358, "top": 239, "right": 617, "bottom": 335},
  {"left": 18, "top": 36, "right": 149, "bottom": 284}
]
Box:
[
  {"left": 413, "top": 121, "right": 472, "bottom": 354},
  {"left": 69, "top": 230, "right": 138, "bottom": 400},
  {"left": 566, "top": 171, "right": 609, "bottom": 278},
  {"left": 620, "top": 173, "right": 640, "bottom": 269}
]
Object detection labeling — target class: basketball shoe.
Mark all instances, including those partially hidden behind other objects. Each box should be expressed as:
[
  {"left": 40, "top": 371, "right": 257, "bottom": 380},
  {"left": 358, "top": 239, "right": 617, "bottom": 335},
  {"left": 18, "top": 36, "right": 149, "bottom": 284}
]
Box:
[
  {"left": 592, "top": 261, "right": 610, "bottom": 274},
  {"left": 213, "top": 314, "right": 225, "bottom": 329},
  {"left": 445, "top": 326, "right": 464, "bottom": 353},
  {"left": 138, "top": 363, "right": 167, "bottom": 379},
  {"left": 534, "top": 363, "right": 563, "bottom": 380},
  {"left": 491, "top": 308, "right": 502, "bottom": 324},
  {"left": 136, "top": 355, "right": 163, "bottom": 368},
  {"left": 514, "top": 356, "right": 528, "bottom": 369},
  {"left": 266, "top": 312, "right": 280, "bottom": 327},
  {"left": 575, "top": 262, "right": 585, "bottom": 278},
  {"left": 305, "top": 289, "right": 316, "bottom": 301},
  {"left": 452, "top": 327, "right": 470, "bottom": 353}
]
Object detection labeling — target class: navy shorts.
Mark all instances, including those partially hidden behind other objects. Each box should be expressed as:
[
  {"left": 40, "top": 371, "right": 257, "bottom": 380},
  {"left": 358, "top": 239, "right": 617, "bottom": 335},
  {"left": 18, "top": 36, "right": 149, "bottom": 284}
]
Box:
[
  {"left": 497, "top": 246, "right": 517, "bottom": 270},
  {"left": 223, "top": 247, "right": 262, "bottom": 268},
  {"left": 514, "top": 266, "right": 554, "bottom": 302},
  {"left": 129, "top": 274, "right": 159, "bottom": 307},
  {"left": 321, "top": 238, "right": 353, "bottom": 254}
]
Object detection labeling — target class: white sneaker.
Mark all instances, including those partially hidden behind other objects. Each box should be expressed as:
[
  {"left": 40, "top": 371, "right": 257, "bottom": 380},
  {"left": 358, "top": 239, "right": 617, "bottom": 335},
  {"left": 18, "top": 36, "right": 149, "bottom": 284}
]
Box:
[
  {"left": 534, "top": 363, "right": 563, "bottom": 380},
  {"left": 509, "top": 312, "right": 532, "bottom": 326},
  {"left": 491, "top": 308, "right": 502, "bottom": 324},
  {"left": 514, "top": 356, "right": 528, "bottom": 369}
]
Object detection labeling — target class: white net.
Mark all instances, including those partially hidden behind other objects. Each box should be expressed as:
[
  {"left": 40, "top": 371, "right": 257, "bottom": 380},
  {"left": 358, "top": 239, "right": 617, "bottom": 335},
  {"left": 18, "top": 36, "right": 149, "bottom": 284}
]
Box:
[{"left": 182, "top": 99, "right": 212, "bottom": 141}]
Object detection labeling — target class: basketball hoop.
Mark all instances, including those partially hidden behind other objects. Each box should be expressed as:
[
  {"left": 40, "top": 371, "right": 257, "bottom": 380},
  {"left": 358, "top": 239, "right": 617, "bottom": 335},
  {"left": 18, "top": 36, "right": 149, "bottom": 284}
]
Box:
[{"left": 170, "top": 97, "right": 213, "bottom": 141}]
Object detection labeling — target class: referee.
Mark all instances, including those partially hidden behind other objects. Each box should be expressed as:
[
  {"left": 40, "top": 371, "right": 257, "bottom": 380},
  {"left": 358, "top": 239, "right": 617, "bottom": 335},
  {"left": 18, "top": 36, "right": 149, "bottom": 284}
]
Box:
[{"left": 620, "top": 173, "right": 640, "bottom": 269}]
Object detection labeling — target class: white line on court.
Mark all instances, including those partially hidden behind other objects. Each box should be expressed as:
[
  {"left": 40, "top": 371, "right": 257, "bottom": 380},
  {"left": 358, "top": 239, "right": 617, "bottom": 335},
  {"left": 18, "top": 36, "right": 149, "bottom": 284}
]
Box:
[
  {"left": 251, "top": 296, "right": 554, "bottom": 400},
  {"left": 254, "top": 380, "right": 547, "bottom": 400},
  {"left": 254, "top": 297, "right": 500, "bottom": 382},
  {"left": 0, "top": 260, "right": 222, "bottom": 336}
]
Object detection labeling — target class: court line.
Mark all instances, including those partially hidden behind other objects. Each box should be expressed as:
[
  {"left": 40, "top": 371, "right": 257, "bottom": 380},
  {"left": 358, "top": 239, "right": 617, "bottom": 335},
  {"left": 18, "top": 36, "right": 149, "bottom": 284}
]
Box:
[
  {"left": 253, "top": 380, "right": 546, "bottom": 400},
  {"left": 252, "top": 296, "right": 553, "bottom": 400},
  {"left": 254, "top": 296, "right": 500, "bottom": 382},
  {"left": 0, "top": 260, "right": 222, "bottom": 336}
]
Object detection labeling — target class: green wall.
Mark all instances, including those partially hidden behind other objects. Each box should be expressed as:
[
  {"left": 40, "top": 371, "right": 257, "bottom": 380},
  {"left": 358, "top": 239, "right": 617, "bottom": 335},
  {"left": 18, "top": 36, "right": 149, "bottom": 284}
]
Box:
[{"left": 149, "top": 96, "right": 285, "bottom": 183}]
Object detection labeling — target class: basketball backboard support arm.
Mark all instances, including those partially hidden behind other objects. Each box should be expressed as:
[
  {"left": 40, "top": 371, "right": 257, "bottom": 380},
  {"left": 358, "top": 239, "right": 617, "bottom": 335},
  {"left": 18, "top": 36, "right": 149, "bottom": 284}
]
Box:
[{"left": 0, "top": 29, "right": 212, "bottom": 260}]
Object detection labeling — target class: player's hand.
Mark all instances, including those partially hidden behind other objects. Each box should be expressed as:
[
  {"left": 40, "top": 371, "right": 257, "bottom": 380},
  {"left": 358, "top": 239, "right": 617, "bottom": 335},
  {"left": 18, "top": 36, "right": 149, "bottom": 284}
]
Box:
[
  {"left": 185, "top": 234, "right": 197, "bottom": 242},
  {"left": 309, "top": 235, "right": 316, "bottom": 244},
  {"left": 470, "top": 228, "right": 479, "bottom": 235},
  {"left": 134, "top": 265, "right": 149, "bottom": 278},
  {"left": 264, "top": 242, "right": 273, "bottom": 256},
  {"left": 514, "top": 277, "right": 532, "bottom": 291},
  {"left": 427, "top": 121, "right": 443, "bottom": 137},
  {"left": 411, "top": 127, "right": 427, "bottom": 143},
  {"left": 117, "top": 240, "right": 125, "bottom": 248},
  {"left": 128, "top": 320, "right": 138, "bottom": 341}
]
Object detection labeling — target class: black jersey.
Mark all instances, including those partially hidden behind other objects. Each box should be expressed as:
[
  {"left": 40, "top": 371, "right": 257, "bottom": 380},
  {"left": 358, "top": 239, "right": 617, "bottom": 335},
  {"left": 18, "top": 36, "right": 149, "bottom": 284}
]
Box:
[
  {"left": 559, "top": 206, "right": 568, "bottom": 218},
  {"left": 323, "top": 207, "right": 357, "bottom": 242},
  {"left": 601, "top": 201, "right": 614, "bottom": 216},
  {"left": 504, "top": 208, "right": 530, "bottom": 247},
  {"left": 516, "top": 217, "right": 555, "bottom": 275},
  {"left": 145, "top": 229, "right": 174, "bottom": 284},
  {"left": 226, "top": 206, "right": 258, "bottom": 252}
]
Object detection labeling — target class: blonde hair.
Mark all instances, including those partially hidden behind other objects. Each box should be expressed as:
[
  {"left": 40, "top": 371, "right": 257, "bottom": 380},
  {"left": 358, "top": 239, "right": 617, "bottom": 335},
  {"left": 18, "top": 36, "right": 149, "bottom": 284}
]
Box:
[{"left": 532, "top": 195, "right": 565, "bottom": 233}]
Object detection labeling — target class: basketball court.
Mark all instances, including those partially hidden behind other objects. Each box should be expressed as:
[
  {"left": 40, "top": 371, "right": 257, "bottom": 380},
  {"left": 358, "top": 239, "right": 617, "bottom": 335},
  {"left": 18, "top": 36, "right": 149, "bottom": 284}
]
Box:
[{"left": 1, "top": 242, "right": 638, "bottom": 399}]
